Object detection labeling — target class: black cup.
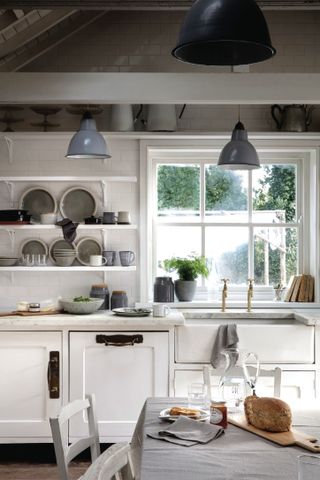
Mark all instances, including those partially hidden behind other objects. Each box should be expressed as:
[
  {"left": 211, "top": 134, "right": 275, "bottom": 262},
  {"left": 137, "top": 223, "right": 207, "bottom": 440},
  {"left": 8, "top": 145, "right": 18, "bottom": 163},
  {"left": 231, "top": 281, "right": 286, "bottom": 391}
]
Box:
[{"left": 103, "top": 212, "right": 117, "bottom": 224}]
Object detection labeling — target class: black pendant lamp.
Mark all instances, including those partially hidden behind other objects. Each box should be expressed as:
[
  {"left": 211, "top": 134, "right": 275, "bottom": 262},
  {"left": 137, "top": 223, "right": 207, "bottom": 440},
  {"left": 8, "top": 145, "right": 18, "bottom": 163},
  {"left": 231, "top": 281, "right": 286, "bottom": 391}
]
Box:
[{"left": 172, "top": 0, "right": 276, "bottom": 66}]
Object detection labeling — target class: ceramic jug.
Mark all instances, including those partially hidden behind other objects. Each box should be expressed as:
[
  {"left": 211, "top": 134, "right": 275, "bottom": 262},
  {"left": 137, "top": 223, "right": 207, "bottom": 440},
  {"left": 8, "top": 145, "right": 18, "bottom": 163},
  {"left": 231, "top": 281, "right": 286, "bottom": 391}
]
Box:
[
  {"left": 110, "top": 104, "right": 142, "bottom": 131},
  {"left": 144, "top": 104, "right": 186, "bottom": 132},
  {"left": 271, "top": 104, "right": 315, "bottom": 132}
]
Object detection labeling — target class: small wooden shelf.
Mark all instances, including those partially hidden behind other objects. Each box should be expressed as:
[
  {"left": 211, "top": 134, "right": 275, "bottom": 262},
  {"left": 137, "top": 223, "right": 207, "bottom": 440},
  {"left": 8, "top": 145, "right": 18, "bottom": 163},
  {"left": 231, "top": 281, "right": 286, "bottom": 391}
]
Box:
[
  {"left": 0, "top": 266, "right": 136, "bottom": 272},
  {"left": 0, "top": 224, "right": 137, "bottom": 231},
  {"left": 0, "top": 176, "right": 137, "bottom": 182}
]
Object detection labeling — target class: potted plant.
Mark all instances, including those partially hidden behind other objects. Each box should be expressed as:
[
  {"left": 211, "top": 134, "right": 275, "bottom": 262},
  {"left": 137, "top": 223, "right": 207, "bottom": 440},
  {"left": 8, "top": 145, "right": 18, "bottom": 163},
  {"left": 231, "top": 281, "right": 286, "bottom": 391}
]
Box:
[{"left": 162, "top": 255, "right": 209, "bottom": 301}]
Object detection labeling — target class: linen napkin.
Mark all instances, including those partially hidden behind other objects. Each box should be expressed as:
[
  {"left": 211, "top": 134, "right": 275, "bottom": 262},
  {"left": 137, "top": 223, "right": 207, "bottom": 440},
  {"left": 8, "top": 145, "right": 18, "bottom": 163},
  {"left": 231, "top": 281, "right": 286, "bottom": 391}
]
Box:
[
  {"left": 147, "top": 416, "right": 224, "bottom": 447},
  {"left": 57, "top": 218, "right": 79, "bottom": 245},
  {"left": 210, "top": 323, "right": 239, "bottom": 369}
]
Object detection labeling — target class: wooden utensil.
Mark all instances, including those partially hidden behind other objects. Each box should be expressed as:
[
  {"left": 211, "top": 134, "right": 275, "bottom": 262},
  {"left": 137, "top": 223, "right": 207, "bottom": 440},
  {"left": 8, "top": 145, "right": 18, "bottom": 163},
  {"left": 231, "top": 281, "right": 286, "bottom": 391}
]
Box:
[
  {"left": 0, "top": 310, "right": 62, "bottom": 317},
  {"left": 229, "top": 414, "right": 320, "bottom": 453}
]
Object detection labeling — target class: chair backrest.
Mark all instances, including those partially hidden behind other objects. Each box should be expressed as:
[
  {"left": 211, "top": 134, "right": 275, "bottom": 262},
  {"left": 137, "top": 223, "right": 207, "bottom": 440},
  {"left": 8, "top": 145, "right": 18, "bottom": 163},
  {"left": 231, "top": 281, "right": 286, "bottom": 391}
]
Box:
[
  {"left": 50, "top": 394, "right": 101, "bottom": 480},
  {"left": 203, "top": 365, "right": 282, "bottom": 400},
  {"left": 82, "top": 442, "right": 135, "bottom": 480}
]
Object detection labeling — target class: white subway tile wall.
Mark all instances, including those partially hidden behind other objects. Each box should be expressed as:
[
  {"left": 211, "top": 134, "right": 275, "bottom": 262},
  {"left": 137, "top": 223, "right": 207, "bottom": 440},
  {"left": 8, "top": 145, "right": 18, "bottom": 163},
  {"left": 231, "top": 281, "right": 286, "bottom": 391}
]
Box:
[{"left": 0, "top": 136, "right": 139, "bottom": 310}]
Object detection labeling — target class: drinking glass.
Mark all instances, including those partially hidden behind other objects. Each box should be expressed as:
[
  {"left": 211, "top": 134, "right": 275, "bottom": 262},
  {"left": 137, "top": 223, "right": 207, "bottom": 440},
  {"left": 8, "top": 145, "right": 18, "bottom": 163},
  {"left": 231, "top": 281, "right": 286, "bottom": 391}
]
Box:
[
  {"left": 188, "top": 383, "right": 207, "bottom": 409},
  {"left": 298, "top": 455, "right": 320, "bottom": 480}
]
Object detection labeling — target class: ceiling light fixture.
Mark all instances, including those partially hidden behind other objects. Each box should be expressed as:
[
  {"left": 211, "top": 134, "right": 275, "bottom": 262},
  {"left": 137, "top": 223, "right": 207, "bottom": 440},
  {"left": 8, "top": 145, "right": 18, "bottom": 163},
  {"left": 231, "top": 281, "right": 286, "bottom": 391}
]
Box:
[
  {"left": 218, "top": 107, "right": 260, "bottom": 170},
  {"left": 66, "top": 111, "right": 111, "bottom": 159},
  {"left": 172, "top": 0, "right": 276, "bottom": 66}
]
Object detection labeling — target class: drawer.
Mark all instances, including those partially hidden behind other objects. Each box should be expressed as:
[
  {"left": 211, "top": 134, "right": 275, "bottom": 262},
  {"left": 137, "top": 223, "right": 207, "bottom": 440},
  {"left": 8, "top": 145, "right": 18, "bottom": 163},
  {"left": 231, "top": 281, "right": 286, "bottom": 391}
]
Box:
[{"left": 175, "top": 325, "right": 314, "bottom": 364}]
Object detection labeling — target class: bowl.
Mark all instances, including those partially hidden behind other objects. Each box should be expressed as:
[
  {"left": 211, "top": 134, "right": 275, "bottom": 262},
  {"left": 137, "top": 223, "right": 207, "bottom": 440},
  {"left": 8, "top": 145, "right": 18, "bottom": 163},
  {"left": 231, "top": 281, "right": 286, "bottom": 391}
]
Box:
[
  {"left": 60, "top": 298, "right": 104, "bottom": 314},
  {"left": 0, "top": 257, "right": 19, "bottom": 266},
  {"left": 40, "top": 213, "right": 57, "bottom": 225},
  {"left": 55, "top": 257, "right": 75, "bottom": 267}
]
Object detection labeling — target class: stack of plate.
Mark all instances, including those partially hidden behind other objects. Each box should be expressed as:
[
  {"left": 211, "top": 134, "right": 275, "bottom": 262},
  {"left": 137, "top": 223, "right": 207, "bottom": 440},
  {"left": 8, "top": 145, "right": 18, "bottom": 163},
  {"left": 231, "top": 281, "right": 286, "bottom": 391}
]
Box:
[
  {"left": 53, "top": 248, "right": 77, "bottom": 267},
  {"left": 0, "top": 257, "right": 19, "bottom": 266}
]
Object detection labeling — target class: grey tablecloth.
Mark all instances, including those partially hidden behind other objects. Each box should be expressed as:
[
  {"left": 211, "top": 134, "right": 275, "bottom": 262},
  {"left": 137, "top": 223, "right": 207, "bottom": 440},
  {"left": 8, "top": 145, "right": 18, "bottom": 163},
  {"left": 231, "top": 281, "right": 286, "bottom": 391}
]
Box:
[{"left": 131, "top": 398, "right": 320, "bottom": 480}]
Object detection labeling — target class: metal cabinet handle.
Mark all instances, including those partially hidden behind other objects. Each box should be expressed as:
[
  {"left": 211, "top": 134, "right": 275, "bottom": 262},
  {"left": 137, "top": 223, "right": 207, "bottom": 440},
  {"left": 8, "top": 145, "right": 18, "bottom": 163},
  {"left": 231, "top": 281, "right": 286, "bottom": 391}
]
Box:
[
  {"left": 96, "top": 334, "right": 143, "bottom": 347},
  {"left": 47, "top": 351, "right": 60, "bottom": 399}
]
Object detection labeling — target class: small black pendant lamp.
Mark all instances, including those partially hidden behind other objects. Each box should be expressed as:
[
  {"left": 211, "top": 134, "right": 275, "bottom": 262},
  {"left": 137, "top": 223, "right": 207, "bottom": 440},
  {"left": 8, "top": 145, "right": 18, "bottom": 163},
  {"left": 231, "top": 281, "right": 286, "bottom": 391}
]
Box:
[{"left": 172, "top": 0, "right": 276, "bottom": 66}]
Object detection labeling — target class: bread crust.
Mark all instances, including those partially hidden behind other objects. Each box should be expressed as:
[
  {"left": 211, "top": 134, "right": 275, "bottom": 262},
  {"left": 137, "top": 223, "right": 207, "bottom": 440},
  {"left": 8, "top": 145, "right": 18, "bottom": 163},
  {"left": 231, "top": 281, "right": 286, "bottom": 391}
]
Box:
[
  {"left": 169, "top": 406, "right": 201, "bottom": 418},
  {"left": 244, "top": 396, "right": 292, "bottom": 433}
]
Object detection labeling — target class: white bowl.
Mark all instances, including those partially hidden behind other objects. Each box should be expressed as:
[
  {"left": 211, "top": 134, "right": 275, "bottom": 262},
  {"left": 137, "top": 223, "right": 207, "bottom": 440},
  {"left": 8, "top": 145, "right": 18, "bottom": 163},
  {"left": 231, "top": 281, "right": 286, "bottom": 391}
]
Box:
[
  {"left": 60, "top": 298, "right": 104, "bottom": 314},
  {"left": 40, "top": 213, "right": 57, "bottom": 225}
]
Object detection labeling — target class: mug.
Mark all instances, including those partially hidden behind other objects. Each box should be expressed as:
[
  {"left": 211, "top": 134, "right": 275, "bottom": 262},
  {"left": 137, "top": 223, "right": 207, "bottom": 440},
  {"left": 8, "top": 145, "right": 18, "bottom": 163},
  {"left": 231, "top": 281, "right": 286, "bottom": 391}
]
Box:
[
  {"left": 103, "top": 212, "right": 117, "bottom": 224},
  {"left": 117, "top": 211, "right": 131, "bottom": 224},
  {"left": 153, "top": 304, "right": 170, "bottom": 317},
  {"left": 40, "top": 213, "right": 57, "bottom": 225},
  {"left": 103, "top": 250, "right": 116, "bottom": 266},
  {"left": 119, "top": 251, "right": 135, "bottom": 266},
  {"left": 90, "top": 255, "right": 107, "bottom": 267}
]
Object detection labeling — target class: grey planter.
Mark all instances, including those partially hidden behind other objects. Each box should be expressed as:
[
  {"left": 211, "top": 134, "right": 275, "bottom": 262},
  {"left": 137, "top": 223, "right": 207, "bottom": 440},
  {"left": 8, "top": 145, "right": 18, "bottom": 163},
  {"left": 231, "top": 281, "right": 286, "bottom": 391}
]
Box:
[{"left": 174, "top": 280, "right": 197, "bottom": 301}]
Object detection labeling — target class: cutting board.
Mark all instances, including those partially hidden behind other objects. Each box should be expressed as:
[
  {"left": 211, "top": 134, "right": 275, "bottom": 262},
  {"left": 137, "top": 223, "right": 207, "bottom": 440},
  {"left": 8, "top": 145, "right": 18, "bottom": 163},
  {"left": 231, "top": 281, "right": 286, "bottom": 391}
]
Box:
[
  {"left": 0, "top": 310, "right": 62, "bottom": 317},
  {"left": 229, "top": 414, "right": 320, "bottom": 453}
]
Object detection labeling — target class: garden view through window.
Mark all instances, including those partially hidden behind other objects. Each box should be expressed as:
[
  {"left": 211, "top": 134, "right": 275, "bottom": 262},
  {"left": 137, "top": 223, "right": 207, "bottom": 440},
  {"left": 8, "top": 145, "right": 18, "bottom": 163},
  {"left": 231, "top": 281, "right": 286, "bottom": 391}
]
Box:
[{"left": 155, "top": 161, "right": 299, "bottom": 288}]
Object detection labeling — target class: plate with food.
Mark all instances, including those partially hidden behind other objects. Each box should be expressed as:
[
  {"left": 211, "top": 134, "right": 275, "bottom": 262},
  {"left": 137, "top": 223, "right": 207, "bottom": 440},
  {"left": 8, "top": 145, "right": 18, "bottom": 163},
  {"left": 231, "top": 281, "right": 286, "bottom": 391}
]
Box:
[
  {"left": 112, "top": 308, "right": 152, "bottom": 317},
  {"left": 159, "top": 406, "right": 209, "bottom": 422}
]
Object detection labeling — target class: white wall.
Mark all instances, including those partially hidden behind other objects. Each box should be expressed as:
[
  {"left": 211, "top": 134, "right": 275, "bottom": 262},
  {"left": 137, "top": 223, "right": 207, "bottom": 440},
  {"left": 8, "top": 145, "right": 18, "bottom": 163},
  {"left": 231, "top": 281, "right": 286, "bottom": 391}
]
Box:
[{"left": 0, "top": 134, "right": 139, "bottom": 310}]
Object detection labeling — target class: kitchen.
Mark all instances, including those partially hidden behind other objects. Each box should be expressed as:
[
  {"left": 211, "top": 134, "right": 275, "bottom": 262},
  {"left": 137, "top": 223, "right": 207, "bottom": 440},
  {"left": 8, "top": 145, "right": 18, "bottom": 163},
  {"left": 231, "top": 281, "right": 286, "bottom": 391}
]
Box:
[{"left": 0, "top": 0, "right": 320, "bottom": 479}]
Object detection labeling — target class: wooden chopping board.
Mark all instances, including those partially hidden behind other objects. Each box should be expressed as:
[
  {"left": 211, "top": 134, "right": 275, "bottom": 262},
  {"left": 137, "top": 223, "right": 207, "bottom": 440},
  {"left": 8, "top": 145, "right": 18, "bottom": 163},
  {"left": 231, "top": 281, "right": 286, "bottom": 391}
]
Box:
[
  {"left": 229, "top": 414, "right": 320, "bottom": 453},
  {"left": 0, "top": 310, "right": 62, "bottom": 317}
]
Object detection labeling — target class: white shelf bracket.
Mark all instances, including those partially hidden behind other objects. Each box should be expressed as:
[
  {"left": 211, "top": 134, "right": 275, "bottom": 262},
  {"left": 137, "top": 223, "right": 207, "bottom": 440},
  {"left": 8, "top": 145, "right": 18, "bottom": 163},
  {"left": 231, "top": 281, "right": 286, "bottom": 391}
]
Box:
[
  {"left": 2, "top": 228, "right": 16, "bottom": 254},
  {"left": 3, "top": 181, "right": 14, "bottom": 207},
  {"left": 3, "top": 136, "right": 13, "bottom": 164},
  {"left": 100, "top": 180, "right": 108, "bottom": 209},
  {"left": 101, "top": 229, "right": 107, "bottom": 250}
]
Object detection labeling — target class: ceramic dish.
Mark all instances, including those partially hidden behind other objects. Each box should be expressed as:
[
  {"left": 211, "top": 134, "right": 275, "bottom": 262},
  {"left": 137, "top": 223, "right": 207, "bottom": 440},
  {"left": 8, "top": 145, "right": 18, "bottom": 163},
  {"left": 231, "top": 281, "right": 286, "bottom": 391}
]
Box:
[
  {"left": 0, "top": 257, "right": 19, "bottom": 266},
  {"left": 159, "top": 408, "right": 209, "bottom": 422},
  {"left": 60, "top": 298, "right": 104, "bottom": 314},
  {"left": 112, "top": 308, "right": 152, "bottom": 317},
  {"left": 60, "top": 187, "right": 97, "bottom": 223},
  {"left": 20, "top": 187, "right": 57, "bottom": 222},
  {"left": 76, "top": 237, "right": 102, "bottom": 265},
  {"left": 20, "top": 239, "right": 48, "bottom": 256},
  {"left": 49, "top": 239, "right": 76, "bottom": 263}
]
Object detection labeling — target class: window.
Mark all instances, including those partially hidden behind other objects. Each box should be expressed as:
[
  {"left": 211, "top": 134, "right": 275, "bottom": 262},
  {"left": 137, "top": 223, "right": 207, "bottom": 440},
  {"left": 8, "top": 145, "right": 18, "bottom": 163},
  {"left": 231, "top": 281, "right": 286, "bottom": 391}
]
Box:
[{"left": 149, "top": 151, "right": 302, "bottom": 298}]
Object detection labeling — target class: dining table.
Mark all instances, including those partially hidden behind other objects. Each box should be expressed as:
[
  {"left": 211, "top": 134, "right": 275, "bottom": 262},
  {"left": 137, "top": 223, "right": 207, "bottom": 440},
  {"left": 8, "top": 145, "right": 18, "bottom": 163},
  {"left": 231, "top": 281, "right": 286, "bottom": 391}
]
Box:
[{"left": 130, "top": 398, "right": 320, "bottom": 480}]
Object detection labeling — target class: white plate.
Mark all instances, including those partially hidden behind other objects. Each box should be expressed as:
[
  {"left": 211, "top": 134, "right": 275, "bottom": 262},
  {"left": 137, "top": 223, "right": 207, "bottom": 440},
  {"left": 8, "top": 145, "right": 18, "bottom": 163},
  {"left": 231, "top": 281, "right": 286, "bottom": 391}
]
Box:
[
  {"left": 159, "top": 407, "right": 209, "bottom": 422},
  {"left": 60, "top": 186, "right": 97, "bottom": 223},
  {"left": 76, "top": 237, "right": 102, "bottom": 266}
]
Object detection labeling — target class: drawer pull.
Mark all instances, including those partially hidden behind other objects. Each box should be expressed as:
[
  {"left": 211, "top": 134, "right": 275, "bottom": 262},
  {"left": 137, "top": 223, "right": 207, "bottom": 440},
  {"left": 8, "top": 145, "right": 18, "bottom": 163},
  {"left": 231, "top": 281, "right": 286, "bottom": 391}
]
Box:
[
  {"left": 96, "top": 334, "right": 143, "bottom": 346},
  {"left": 47, "top": 351, "right": 60, "bottom": 399}
]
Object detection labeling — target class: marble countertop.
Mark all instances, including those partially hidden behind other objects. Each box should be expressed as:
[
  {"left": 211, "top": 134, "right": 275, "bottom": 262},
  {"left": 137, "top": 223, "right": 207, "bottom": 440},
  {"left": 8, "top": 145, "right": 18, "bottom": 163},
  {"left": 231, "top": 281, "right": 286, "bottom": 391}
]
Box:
[{"left": 0, "top": 310, "right": 185, "bottom": 328}]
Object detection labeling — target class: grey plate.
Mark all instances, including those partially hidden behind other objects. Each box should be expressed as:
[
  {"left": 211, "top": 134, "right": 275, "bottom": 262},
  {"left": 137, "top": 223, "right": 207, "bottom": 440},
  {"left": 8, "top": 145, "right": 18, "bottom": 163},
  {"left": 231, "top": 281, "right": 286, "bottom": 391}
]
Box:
[
  {"left": 20, "top": 187, "right": 56, "bottom": 222},
  {"left": 112, "top": 308, "right": 152, "bottom": 317},
  {"left": 49, "top": 239, "right": 76, "bottom": 263},
  {"left": 60, "top": 187, "right": 97, "bottom": 223},
  {"left": 76, "top": 237, "right": 102, "bottom": 266},
  {"left": 21, "top": 238, "right": 48, "bottom": 256}
]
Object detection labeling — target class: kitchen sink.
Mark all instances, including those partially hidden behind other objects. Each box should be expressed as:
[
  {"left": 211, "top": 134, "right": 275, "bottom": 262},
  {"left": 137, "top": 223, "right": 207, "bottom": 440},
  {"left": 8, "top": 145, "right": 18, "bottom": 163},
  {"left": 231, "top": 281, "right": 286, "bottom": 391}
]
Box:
[{"left": 181, "top": 310, "right": 299, "bottom": 325}]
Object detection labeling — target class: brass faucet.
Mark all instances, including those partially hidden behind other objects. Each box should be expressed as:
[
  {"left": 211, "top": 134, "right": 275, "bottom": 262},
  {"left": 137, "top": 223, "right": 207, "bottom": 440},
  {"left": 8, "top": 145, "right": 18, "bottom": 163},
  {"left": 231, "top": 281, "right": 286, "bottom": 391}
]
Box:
[
  {"left": 221, "top": 278, "right": 229, "bottom": 312},
  {"left": 247, "top": 278, "right": 254, "bottom": 312}
]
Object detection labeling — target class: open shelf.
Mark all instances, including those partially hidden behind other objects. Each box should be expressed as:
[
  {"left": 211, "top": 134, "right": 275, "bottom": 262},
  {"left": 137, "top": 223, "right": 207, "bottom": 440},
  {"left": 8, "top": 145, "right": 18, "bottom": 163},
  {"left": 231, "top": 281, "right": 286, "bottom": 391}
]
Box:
[
  {"left": 0, "top": 224, "right": 137, "bottom": 231},
  {"left": 0, "top": 266, "right": 136, "bottom": 272}
]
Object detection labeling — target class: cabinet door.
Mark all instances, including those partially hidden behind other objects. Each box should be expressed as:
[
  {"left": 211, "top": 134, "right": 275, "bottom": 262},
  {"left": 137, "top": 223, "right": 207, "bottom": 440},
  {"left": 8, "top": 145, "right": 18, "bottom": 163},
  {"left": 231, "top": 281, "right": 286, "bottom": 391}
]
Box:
[
  {"left": 69, "top": 331, "right": 169, "bottom": 442},
  {"left": 0, "top": 331, "right": 62, "bottom": 440}
]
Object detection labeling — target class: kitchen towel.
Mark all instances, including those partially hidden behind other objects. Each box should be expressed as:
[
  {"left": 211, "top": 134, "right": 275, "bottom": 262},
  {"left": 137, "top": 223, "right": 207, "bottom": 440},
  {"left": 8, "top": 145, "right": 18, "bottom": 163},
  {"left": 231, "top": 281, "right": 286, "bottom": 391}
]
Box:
[
  {"left": 210, "top": 323, "right": 239, "bottom": 369},
  {"left": 57, "top": 218, "right": 79, "bottom": 245},
  {"left": 147, "top": 416, "right": 224, "bottom": 447}
]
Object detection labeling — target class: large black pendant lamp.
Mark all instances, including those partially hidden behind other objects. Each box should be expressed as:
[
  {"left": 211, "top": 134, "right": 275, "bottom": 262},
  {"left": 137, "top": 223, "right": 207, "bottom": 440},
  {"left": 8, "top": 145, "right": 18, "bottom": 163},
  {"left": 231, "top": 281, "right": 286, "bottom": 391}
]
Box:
[{"left": 172, "top": 0, "right": 276, "bottom": 66}]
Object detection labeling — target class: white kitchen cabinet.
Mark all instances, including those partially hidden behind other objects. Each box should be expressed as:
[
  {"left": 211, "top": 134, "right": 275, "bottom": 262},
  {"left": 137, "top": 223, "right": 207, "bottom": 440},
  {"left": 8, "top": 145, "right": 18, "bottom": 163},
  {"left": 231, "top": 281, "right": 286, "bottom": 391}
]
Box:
[
  {"left": 69, "top": 331, "right": 169, "bottom": 442},
  {"left": 174, "top": 369, "right": 316, "bottom": 401},
  {"left": 0, "top": 331, "right": 62, "bottom": 442}
]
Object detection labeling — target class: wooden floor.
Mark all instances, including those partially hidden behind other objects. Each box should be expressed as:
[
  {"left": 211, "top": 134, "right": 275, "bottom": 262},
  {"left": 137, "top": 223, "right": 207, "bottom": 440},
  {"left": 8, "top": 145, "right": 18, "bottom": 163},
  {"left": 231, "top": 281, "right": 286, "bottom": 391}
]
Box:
[{"left": 0, "top": 462, "right": 90, "bottom": 479}]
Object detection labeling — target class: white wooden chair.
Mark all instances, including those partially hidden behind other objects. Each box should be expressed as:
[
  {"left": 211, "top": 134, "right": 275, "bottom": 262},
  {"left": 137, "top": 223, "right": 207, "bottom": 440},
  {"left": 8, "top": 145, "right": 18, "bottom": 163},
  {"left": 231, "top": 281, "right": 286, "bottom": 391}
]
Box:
[
  {"left": 50, "top": 395, "right": 135, "bottom": 480},
  {"left": 203, "top": 365, "right": 282, "bottom": 401}
]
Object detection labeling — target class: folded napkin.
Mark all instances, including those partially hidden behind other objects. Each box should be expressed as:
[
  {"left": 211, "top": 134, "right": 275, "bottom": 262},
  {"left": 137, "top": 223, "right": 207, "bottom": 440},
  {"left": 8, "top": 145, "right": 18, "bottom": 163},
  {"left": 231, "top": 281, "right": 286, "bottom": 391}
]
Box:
[
  {"left": 210, "top": 323, "right": 239, "bottom": 369},
  {"left": 57, "top": 218, "right": 79, "bottom": 245},
  {"left": 147, "top": 416, "right": 224, "bottom": 447}
]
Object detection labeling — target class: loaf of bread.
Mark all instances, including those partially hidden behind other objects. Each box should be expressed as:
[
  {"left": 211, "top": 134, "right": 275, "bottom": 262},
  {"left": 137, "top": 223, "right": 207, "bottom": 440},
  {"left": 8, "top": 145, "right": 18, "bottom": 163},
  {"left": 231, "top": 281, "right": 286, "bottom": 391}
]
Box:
[
  {"left": 244, "top": 395, "right": 292, "bottom": 433},
  {"left": 169, "top": 406, "right": 201, "bottom": 418}
]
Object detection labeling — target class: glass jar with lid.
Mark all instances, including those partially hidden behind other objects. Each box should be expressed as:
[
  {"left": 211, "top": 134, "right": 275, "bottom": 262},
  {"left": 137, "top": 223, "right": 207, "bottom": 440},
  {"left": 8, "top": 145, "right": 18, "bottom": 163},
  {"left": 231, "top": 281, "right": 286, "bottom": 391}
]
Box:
[{"left": 111, "top": 290, "right": 128, "bottom": 310}]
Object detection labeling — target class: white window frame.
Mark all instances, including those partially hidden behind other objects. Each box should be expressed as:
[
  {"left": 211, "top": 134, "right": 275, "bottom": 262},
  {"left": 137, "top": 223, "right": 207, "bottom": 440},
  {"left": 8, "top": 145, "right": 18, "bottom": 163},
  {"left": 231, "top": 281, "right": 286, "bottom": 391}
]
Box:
[{"left": 140, "top": 139, "right": 319, "bottom": 305}]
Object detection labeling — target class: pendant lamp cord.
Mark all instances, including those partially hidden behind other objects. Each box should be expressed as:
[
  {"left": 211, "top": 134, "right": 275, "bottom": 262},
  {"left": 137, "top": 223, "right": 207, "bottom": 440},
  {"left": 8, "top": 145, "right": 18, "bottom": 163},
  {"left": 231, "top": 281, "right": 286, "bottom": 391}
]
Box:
[{"left": 238, "top": 105, "right": 241, "bottom": 122}]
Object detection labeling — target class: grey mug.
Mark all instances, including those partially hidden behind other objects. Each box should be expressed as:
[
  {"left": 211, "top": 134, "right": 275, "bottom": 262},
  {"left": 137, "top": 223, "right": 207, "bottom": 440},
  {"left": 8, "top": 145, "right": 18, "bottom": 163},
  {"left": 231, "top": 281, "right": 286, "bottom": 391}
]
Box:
[
  {"left": 103, "top": 212, "right": 117, "bottom": 224},
  {"left": 103, "top": 250, "right": 116, "bottom": 266},
  {"left": 119, "top": 250, "right": 135, "bottom": 266}
]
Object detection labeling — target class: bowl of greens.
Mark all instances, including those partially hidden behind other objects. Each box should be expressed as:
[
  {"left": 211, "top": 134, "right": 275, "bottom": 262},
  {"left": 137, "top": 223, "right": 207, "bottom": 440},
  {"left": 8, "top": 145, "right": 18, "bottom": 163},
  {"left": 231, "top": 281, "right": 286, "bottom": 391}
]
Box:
[{"left": 60, "top": 296, "right": 104, "bottom": 314}]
